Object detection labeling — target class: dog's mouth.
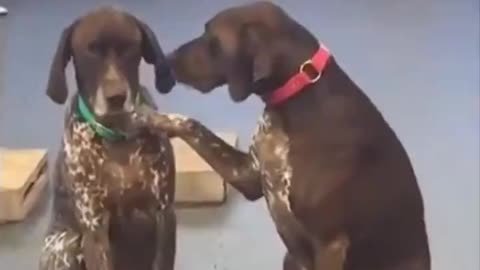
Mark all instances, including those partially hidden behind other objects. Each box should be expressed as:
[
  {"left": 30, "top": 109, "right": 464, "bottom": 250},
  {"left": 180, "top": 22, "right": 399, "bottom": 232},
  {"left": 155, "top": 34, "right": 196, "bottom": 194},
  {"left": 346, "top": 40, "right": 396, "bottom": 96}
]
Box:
[
  {"left": 192, "top": 84, "right": 215, "bottom": 93},
  {"left": 77, "top": 96, "right": 144, "bottom": 141},
  {"left": 98, "top": 111, "right": 128, "bottom": 126},
  {"left": 183, "top": 77, "right": 226, "bottom": 94}
]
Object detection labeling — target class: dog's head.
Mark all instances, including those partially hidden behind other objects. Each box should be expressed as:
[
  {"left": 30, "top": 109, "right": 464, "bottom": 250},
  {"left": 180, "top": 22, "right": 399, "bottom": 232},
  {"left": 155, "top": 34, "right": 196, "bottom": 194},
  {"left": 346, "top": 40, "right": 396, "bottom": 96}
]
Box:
[
  {"left": 46, "top": 6, "right": 175, "bottom": 132},
  {"left": 168, "top": 2, "right": 317, "bottom": 102}
]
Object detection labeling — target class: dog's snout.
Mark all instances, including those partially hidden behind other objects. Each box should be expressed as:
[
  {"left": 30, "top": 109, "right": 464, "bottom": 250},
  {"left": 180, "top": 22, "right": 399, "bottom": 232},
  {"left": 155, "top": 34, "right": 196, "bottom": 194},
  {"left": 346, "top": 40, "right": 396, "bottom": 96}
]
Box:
[{"left": 106, "top": 92, "right": 127, "bottom": 110}]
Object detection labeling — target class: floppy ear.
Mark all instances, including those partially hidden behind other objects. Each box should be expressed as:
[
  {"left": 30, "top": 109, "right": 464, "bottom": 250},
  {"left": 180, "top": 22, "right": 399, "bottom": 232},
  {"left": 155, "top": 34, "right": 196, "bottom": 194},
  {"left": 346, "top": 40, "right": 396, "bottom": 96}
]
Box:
[
  {"left": 134, "top": 19, "right": 175, "bottom": 94},
  {"left": 225, "top": 24, "right": 272, "bottom": 102},
  {"left": 46, "top": 23, "right": 76, "bottom": 104},
  {"left": 225, "top": 43, "right": 253, "bottom": 102}
]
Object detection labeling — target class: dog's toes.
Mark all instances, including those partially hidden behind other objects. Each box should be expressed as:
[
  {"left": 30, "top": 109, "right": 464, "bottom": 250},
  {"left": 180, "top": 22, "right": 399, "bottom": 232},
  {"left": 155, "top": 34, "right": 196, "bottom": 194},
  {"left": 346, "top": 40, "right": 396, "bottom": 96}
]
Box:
[
  {"left": 132, "top": 104, "right": 193, "bottom": 137},
  {"left": 132, "top": 104, "right": 155, "bottom": 125}
]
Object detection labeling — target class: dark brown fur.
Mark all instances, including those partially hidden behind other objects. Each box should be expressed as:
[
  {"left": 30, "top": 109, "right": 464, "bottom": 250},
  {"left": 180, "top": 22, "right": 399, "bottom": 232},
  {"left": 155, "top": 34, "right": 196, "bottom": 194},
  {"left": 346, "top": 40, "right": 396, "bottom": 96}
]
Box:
[
  {"left": 40, "top": 7, "right": 176, "bottom": 270},
  {"left": 138, "top": 2, "right": 431, "bottom": 270}
]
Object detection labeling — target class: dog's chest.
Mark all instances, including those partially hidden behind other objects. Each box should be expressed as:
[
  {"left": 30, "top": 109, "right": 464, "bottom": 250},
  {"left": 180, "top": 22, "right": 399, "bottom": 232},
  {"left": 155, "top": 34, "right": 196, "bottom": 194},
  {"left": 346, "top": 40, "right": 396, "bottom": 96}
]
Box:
[
  {"left": 63, "top": 122, "right": 172, "bottom": 230},
  {"left": 252, "top": 112, "right": 295, "bottom": 224}
]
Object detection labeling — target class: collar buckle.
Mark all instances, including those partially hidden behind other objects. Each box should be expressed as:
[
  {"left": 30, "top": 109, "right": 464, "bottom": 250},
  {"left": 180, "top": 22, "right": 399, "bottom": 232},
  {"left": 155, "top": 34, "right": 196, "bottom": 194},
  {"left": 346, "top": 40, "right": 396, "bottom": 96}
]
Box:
[{"left": 300, "top": 59, "right": 321, "bottom": 83}]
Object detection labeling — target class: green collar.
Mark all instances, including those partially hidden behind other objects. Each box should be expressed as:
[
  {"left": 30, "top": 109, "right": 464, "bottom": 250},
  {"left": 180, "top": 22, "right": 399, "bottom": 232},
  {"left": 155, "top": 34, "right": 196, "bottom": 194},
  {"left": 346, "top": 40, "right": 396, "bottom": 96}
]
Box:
[
  {"left": 76, "top": 95, "right": 126, "bottom": 140},
  {"left": 75, "top": 87, "right": 153, "bottom": 141}
]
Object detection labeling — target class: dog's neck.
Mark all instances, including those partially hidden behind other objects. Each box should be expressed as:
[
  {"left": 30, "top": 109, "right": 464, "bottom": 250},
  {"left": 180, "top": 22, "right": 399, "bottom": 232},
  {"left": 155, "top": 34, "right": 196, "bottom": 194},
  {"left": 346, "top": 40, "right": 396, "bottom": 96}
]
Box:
[
  {"left": 65, "top": 94, "right": 147, "bottom": 149},
  {"left": 64, "top": 117, "right": 149, "bottom": 166},
  {"left": 262, "top": 44, "right": 331, "bottom": 106},
  {"left": 265, "top": 57, "right": 360, "bottom": 130}
]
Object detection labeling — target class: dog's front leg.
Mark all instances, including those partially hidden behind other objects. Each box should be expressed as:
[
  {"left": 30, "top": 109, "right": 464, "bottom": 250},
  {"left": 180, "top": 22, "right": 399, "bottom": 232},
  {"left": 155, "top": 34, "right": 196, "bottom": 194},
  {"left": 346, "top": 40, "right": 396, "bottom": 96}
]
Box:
[
  {"left": 175, "top": 122, "right": 264, "bottom": 201},
  {"left": 133, "top": 105, "right": 263, "bottom": 201},
  {"left": 81, "top": 213, "right": 114, "bottom": 270},
  {"left": 313, "top": 234, "right": 350, "bottom": 270},
  {"left": 152, "top": 206, "right": 176, "bottom": 270}
]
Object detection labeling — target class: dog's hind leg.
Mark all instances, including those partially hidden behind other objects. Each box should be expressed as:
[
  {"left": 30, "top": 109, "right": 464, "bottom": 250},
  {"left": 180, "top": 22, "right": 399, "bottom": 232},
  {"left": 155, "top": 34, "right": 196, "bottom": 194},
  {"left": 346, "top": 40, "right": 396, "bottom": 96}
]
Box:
[
  {"left": 153, "top": 206, "right": 176, "bottom": 270},
  {"left": 39, "top": 230, "right": 83, "bottom": 270}
]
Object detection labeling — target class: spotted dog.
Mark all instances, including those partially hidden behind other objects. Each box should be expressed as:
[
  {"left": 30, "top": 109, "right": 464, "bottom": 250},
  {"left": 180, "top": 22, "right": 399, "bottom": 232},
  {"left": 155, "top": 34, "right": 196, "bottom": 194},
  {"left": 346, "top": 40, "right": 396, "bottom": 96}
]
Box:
[
  {"left": 134, "top": 2, "right": 431, "bottom": 270},
  {"left": 40, "top": 7, "right": 176, "bottom": 270}
]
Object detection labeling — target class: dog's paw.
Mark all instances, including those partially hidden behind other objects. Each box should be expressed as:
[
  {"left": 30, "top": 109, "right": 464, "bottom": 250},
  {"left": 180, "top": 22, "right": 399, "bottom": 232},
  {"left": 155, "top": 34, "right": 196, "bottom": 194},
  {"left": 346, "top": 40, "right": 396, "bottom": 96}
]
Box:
[
  {"left": 132, "top": 105, "right": 192, "bottom": 137},
  {"left": 132, "top": 104, "right": 155, "bottom": 125}
]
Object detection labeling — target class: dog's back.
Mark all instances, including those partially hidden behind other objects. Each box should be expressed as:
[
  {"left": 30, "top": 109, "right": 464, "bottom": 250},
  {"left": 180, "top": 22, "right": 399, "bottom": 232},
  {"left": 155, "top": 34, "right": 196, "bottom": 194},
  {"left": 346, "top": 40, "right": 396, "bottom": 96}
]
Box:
[{"left": 280, "top": 58, "right": 430, "bottom": 269}]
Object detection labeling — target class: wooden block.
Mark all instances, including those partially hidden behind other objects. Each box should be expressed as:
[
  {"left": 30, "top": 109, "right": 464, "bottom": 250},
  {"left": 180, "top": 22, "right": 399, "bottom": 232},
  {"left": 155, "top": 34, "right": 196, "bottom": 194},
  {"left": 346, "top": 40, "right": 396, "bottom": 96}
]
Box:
[
  {"left": 172, "top": 133, "right": 238, "bottom": 206},
  {"left": 0, "top": 148, "right": 48, "bottom": 223}
]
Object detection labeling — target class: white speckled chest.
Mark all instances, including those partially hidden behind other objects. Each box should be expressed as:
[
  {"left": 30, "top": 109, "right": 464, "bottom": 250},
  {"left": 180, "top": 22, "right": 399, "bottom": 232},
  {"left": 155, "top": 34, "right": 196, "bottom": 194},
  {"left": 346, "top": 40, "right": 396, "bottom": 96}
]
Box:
[
  {"left": 251, "top": 111, "right": 296, "bottom": 229},
  {"left": 63, "top": 120, "right": 172, "bottom": 231}
]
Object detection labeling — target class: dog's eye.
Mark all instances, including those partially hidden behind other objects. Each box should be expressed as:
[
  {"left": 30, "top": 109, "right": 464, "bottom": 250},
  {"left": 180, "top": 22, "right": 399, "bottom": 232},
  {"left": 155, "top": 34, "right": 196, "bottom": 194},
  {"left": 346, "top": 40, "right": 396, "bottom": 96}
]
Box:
[
  {"left": 88, "top": 42, "right": 104, "bottom": 56},
  {"left": 114, "top": 42, "right": 138, "bottom": 58},
  {"left": 116, "top": 45, "right": 136, "bottom": 57},
  {"left": 207, "top": 37, "right": 221, "bottom": 57}
]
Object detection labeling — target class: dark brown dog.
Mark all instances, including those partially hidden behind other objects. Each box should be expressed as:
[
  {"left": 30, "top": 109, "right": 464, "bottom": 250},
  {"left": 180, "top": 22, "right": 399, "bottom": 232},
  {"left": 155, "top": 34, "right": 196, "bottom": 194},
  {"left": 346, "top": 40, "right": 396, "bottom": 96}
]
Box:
[
  {"left": 40, "top": 7, "right": 176, "bottom": 270},
  {"left": 135, "top": 2, "right": 431, "bottom": 270}
]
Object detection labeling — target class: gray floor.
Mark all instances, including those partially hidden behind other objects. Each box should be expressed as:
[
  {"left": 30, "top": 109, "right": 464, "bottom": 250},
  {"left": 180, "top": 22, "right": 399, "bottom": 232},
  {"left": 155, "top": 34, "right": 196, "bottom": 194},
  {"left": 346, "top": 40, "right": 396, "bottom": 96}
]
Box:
[{"left": 0, "top": 0, "right": 478, "bottom": 269}]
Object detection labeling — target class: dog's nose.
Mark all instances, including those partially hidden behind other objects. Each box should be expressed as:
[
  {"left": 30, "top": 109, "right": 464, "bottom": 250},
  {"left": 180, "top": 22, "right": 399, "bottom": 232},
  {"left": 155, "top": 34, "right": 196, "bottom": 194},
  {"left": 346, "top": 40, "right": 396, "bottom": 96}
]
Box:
[{"left": 106, "top": 92, "right": 127, "bottom": 110}]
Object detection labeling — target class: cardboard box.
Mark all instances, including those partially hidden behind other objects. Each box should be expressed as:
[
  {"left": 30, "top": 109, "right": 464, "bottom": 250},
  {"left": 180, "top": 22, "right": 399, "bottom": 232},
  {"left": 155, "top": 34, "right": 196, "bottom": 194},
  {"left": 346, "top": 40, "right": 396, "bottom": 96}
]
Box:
[
  {"left": 0, "top": 149, "right": 48, "bottom": 223},
  {"left": 173, "top": 132, "right": 238, "bottom": 206}
]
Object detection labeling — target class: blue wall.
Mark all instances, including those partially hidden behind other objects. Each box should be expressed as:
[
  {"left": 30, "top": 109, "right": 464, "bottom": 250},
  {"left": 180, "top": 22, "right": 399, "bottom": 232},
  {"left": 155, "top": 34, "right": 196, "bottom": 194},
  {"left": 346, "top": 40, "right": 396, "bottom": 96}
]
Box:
[{"left": 0, "top": 0, "right": 478, "bottom": 269}]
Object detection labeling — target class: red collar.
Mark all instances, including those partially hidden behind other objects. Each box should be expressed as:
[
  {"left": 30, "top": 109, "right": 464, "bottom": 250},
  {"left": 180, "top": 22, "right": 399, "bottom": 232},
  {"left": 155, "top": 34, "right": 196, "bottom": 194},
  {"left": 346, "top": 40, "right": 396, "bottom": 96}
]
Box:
[{"left": 264, "top": 44, "right": 331, "bottom": 106}]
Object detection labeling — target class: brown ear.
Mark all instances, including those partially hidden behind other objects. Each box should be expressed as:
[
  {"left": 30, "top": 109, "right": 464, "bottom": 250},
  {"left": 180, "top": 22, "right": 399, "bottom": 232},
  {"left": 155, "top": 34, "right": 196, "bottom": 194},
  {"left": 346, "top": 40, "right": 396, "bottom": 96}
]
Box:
[
  {"left": 46, "top": 23, "right": 76, "bottom": 104},
  {"left": 134, "top": 19, "right": 175, "bottom": 94},
  {"left": 225, "top": 45, "right": 254, "bottom": 102},
  {"left": 225, "top": 24, "right": 271, "bottom": 102}
]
